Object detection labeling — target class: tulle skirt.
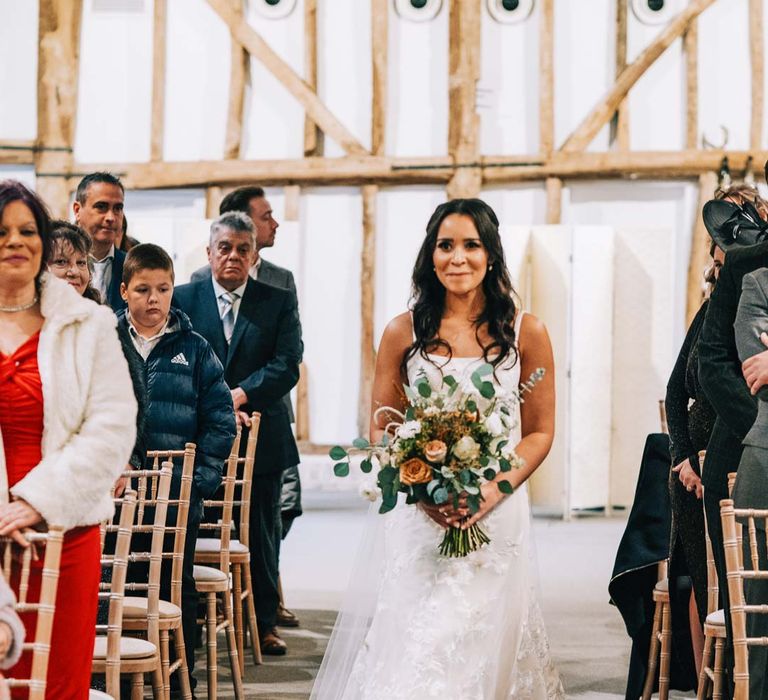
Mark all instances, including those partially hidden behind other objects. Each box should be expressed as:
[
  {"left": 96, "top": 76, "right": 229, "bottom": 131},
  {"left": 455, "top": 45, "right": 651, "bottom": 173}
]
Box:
[{"left": 312, "top": 485, "right": 564, "bottom": 700}]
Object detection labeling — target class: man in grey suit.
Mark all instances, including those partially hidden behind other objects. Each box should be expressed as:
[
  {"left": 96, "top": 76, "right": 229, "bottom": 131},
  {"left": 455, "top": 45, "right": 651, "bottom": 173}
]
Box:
[
  {"left": 191, "top": 186, "right": 303, "bottom": 628},
  {"left": 735, "top": 266, "right": 768, "bottom": 699}
]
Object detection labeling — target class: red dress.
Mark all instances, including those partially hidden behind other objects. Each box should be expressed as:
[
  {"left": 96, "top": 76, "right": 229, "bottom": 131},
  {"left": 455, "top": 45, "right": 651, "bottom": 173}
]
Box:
[{"left": 0, "top": 333, "right": 101, "bottom": 699}]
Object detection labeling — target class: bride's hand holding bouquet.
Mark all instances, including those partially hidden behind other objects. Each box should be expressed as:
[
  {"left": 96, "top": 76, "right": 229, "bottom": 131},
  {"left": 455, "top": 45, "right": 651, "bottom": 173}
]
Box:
[{"left": 330, "top": 363, "right": 544, "bottom": 557}]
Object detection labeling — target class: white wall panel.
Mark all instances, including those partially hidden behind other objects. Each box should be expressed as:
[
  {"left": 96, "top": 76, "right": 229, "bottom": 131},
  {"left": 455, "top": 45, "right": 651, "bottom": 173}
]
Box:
[
  {"left": 302, "top": 189, "right": 362, "bottom": 444},
  {"left": 0, "top": 0, "right": 37, "bottom": 141},
  {"left": 241, "top": 1, "right": 304, "bottom": 159},
  {"left": 389, "top": 4, "right": 448, "bottom": 156},
  {"left": 164, "top": 0, "right": 229, "bottom": 161},
  {"left": 317, "top": 0, "right": 372, "bottom": 157},
  {"left": 610, "top": 227, "right": 676, "bottom": 507},
  {"left": 479, "top": 6, "right": 538, "bottom": 155},
  {"left": 75, "top": 0, "right": 153, "bottom": 162},
  {"left": 374, "top": 187, "right": 444, "bottom": 344},
  {"left": 554, "top": 0, "right": 612, "bottom": 151}
]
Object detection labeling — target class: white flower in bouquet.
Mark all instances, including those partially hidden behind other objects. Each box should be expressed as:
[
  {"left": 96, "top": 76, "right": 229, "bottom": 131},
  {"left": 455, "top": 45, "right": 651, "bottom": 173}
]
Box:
[
  {"left": 360, "top": 478, "right": 379, "bottom": 502},
  {"left": 396, "top": 420, "right": 421, "bottom": 439},
  {"left": 453, "top": 435, "right": 481, "bottom": 461},
  {"left": 484, "top": 412, "right": 505, "bottom": 437},
  {"left": 377, "top": 450, "right": 391, "bottom": 467},
  {"left": 423, "top": 406, "right": 440, "bottom": 416}
]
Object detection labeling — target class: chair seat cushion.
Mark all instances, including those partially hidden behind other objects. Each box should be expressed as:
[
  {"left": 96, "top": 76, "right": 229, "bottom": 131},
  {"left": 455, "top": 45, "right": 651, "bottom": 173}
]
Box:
[
  {"left": 93, "top": 635, "right": 157, "bottom": 660},
  {"left": 706, "top": 609, "right": 725, "bottom": 626},
  {"left": 123, "top": 596, "right": 181, "bottom": 619},
  {"left": 193, "top": 565, "right": 228, "bottom": 583},
  {"left": 195, "top": 537, "right": 248, "bottom": 555}
]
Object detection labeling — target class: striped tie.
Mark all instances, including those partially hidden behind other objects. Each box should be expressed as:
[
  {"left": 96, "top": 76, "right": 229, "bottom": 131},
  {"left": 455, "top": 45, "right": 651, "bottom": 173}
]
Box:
[{"left": 220, "top": 292, "right": 238, "bottom": 343}]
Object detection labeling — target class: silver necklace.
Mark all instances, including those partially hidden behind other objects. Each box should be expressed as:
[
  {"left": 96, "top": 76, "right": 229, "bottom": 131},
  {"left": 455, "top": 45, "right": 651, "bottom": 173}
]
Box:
[{"left": 0, "top": 296, "right": 39, "bottom": 313}]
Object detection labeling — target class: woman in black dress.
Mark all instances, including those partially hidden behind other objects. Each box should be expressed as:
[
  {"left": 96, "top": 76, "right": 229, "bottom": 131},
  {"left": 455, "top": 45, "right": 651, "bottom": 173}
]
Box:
[{"left": 665, "top": 184, "right": 768, "bottom": 675}]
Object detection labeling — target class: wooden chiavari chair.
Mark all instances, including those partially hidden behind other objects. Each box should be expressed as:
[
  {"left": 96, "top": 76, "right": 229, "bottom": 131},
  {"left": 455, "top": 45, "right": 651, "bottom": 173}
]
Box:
[
  {"left": 721, "top": 498, "right": 768, "bottom": 700},
  {"left": 123, "top": 445, "right": 195, "bottom": 699},
  {"left": 641, "top": 403, "right": 675, "bottom": 699},
  {"left": 195, "top": 412, "right": 262, "bottom": 671},
  {"left": 93, "top": 485, "right": 164, "bottom": 699},
  {"left": 193, "top": 427, "right": 244, "bottom": 699},
  {"left": 697, "top": 464, "right": 738, "bottom": 700},
  {"left": 0, "top": 526, "right": 64, "bottom": 700}
]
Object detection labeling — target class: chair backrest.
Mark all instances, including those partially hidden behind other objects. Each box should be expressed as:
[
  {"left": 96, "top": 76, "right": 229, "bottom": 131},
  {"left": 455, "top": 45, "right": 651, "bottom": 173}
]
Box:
[
  {"left": 114, "top": 466, "right": 172, "bottom": 652},
  {"left": 144, "top": 443, "right": 195, "bottom": 608},
  {"left": 1, "top": 526, "right": 64, "bottom": 700},
  {"left": 721, "top": 498, "right": 768, "bottom": 700},
  {"left": 699, "top": 450, "right": 720, "bottom": 615},
  {"left": 198, "top": 426, "right": 242, "bottom": 574},
  {"left": 98, "top": 489, "right": 137, "bottom": 699},
  {"left": 235, "top": 413, "right": 261, "bottom": 549},
  {"left": 658, "top": 400, "right": 668, "bottom": 435}
]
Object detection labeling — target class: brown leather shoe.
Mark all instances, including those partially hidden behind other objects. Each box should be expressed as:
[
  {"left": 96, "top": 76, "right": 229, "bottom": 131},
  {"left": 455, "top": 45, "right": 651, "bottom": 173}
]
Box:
[
  {"left": 260, "top": 628, "right": 288, "bottom": 655},
  {"left": 276, "top": 604, "right": 300, "bottom": 627}
]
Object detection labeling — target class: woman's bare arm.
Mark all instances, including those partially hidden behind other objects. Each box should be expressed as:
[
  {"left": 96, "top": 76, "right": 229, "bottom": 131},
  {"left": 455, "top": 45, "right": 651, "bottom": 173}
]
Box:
[{"left": 369, "top": 313, "right": 413, "bottom": 443}]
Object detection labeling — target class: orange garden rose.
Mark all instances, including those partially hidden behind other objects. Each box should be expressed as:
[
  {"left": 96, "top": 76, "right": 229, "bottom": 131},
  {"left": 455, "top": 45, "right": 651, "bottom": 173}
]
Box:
[
  {"left": 400, "top": 457, "right": 433, "bottom": 485},
  {"left": 424, "top": 440, "right": 448, "bottom": 464}
]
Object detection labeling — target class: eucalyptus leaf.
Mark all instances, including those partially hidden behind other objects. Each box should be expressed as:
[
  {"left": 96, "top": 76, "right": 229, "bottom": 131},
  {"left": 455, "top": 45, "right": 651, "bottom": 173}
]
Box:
[
  {"left": 479, "top": 456, "right": 490, "bottom": 467},
  {"left": 471, "top": 371, "right": 484, "bottom": 392},
  {"left": 360, "top": 458, "right": 373, "bottom": 474},
  {"left": 479, "top": 381, "right": 495, "bottom": 399},
  {"left": 483, "top": 468, "right": 497, "bottom": 481},
  {"left": 379, "top": 465, "right": 398, "bottom": 483},
  {"left": 329, "top": 445, "right": 348, "bottom": 460},
  {"left": 443, "top": 375, "right": 458, "bottom": 389},
  {"left": 405, "top": 407, "right": 415, "bottom": 421},
  {"left": 379, "top": 500, "right": 396, "bottom": 514},
  {"left": 467, "top": 400, "right": 477, "bottom": 413},
  {"left": 476, "top": 363, "right": 494, "bottom": 377},
  {"left": 353, "top": 437, "right": 370, "bottom": 449},
  {"left": 403, "top": 384, "right": 418, "bottom": 401},
  {"left": 427, "top": 479, "right": 441, "bottom": 496},
  {"left": 417, "top": 380, "right": 432, "bottom": 398},
  {"left": 333, "top": 462, "right": 350, "bottom": 477},
  {"left": 497, "top": 480, "right": 514, "bottom": 495},
  {"left": 464, "top": 484, "right": 479, "bottom": 495},
  {"left": 499, "top": 458, "right": 512, "bottom": 472},
  {"left": 459, "top": 469, "right": 471, "bottom": 485},
  {"left": 433, "top": 487, "right": 449, "bottom": 505},
  {"left": 467, "top": 495, "right": 481, "bottom": 514}
]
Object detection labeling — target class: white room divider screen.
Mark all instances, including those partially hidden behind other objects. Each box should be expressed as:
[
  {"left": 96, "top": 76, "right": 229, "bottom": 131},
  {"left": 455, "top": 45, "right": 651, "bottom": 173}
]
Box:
[{"left": 502, "top": 225, "right": 677, "bottom": 517}]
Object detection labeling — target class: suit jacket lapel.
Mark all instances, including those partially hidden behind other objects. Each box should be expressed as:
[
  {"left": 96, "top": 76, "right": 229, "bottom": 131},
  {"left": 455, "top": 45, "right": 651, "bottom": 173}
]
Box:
[
  {"left": 197, "top": 280, "right": 228, "bottom": 364},
  {"left": 226, "top": 279, "right": 261, "bottom": 370}
]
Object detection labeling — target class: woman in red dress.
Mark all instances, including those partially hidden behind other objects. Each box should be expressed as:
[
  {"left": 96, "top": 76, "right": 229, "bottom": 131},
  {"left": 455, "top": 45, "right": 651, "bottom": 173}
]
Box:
[{"left": 0, "top": 180, "right": 137, "bottom": 698}]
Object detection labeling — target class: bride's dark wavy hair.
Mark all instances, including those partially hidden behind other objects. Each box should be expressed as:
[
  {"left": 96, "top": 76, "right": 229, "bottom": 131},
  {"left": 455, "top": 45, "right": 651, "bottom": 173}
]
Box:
[{"left": 401, "top": 198, "right": 519, "bottom": 377}]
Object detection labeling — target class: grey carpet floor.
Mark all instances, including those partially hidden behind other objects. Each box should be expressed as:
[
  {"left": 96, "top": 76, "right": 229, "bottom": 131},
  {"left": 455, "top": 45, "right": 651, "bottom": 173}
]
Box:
[{"left": 189, "top": 506, "right": 694, "bottom": 699}]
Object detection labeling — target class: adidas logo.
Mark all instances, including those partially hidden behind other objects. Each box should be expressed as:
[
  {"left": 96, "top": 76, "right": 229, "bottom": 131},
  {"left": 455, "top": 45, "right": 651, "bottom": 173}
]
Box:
[{"left": 171, "top": 353, "right": 189, "bottom": 366}]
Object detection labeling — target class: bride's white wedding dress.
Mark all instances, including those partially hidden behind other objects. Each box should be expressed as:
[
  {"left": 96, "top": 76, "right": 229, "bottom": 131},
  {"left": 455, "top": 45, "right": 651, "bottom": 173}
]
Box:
[{"left": 311, "top": 312, "right": 564, "bottom": 700}]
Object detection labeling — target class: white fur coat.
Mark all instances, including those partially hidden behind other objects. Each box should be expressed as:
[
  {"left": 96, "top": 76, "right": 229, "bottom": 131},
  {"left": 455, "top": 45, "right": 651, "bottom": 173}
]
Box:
[{"left": 2, "top": 273, "right": 137, "bottom": 530}]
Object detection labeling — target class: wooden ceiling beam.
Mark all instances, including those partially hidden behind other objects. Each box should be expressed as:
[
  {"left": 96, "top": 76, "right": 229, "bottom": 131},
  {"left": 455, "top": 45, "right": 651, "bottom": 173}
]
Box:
[
  {"left": 206, "top": 0, "right": 368, "bottom": 156},
  {"left": 68, "top": 150, "right": 768, "bottom": 190},
  {"left": 561, "top": 0, "right": 718, "bottom": 153}
]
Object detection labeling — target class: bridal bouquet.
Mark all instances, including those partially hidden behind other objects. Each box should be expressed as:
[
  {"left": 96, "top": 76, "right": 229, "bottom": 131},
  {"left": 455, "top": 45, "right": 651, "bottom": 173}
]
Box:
[{"left": 330, "top": 363, "right": 544, "bottom": 557}]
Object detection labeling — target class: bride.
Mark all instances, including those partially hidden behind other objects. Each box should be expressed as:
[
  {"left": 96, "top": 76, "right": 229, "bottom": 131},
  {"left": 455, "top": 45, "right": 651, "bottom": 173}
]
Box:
[{"left": 311, "top": 198, "right": 564, "bottom": 699}]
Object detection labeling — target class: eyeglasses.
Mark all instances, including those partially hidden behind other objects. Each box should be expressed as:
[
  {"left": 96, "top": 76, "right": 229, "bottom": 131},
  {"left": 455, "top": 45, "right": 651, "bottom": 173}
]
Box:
[{"left": 50, "top": 258, "right": 89, "bottom": 272}]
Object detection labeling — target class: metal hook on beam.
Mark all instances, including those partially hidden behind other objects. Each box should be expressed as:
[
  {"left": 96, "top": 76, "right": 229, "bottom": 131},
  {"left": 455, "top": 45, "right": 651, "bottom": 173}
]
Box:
[{"left": 701, "top": 125, "right": 729, "bottom": 151}]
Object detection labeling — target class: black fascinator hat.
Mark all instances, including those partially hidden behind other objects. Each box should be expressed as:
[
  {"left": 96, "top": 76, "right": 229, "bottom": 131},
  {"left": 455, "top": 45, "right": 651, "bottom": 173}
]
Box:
[{"left": 702, "top": 198, "right": 768, "bottom": 251}]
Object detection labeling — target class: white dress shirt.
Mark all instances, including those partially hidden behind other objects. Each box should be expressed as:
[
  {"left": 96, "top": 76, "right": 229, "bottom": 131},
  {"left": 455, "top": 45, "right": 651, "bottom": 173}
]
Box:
[
  {"left": 249, "top": 256, "right": 262, "bottom": 281},
  {"left": 127, "top": 311, "right": 175, "bottom": 361},
  {"left": 91, "top": 244, "right": 115, "bottom": 301},
  {"left": 211, "top": 276, "right": 248, "bottom": 327}
]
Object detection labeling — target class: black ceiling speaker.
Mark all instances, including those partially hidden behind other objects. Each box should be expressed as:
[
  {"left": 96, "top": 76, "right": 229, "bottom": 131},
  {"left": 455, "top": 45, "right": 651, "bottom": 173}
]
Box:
[
  {"left": 631, "top": 0, "right": 678, "bottom": 24},
  {"left": 487, "top": 0, "right": 534, "bottom": 24},
  {"left": 394, "top": 0, "right": 443, "bottom": 22},
  {"left": 254, "top": 0, "right": 297, "bottom": 19}
]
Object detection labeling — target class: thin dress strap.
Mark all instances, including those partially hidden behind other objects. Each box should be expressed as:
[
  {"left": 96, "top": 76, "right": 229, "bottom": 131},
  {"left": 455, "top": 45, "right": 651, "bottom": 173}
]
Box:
[{"left": 514, "top": 309, "right": 525, "bottom": 344}]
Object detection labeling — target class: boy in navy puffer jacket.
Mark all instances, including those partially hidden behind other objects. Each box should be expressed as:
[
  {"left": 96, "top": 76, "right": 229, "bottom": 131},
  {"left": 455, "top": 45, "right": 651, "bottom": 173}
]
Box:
[{"left": 116, "top": 243, "right": 236, "bottom": 686}]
